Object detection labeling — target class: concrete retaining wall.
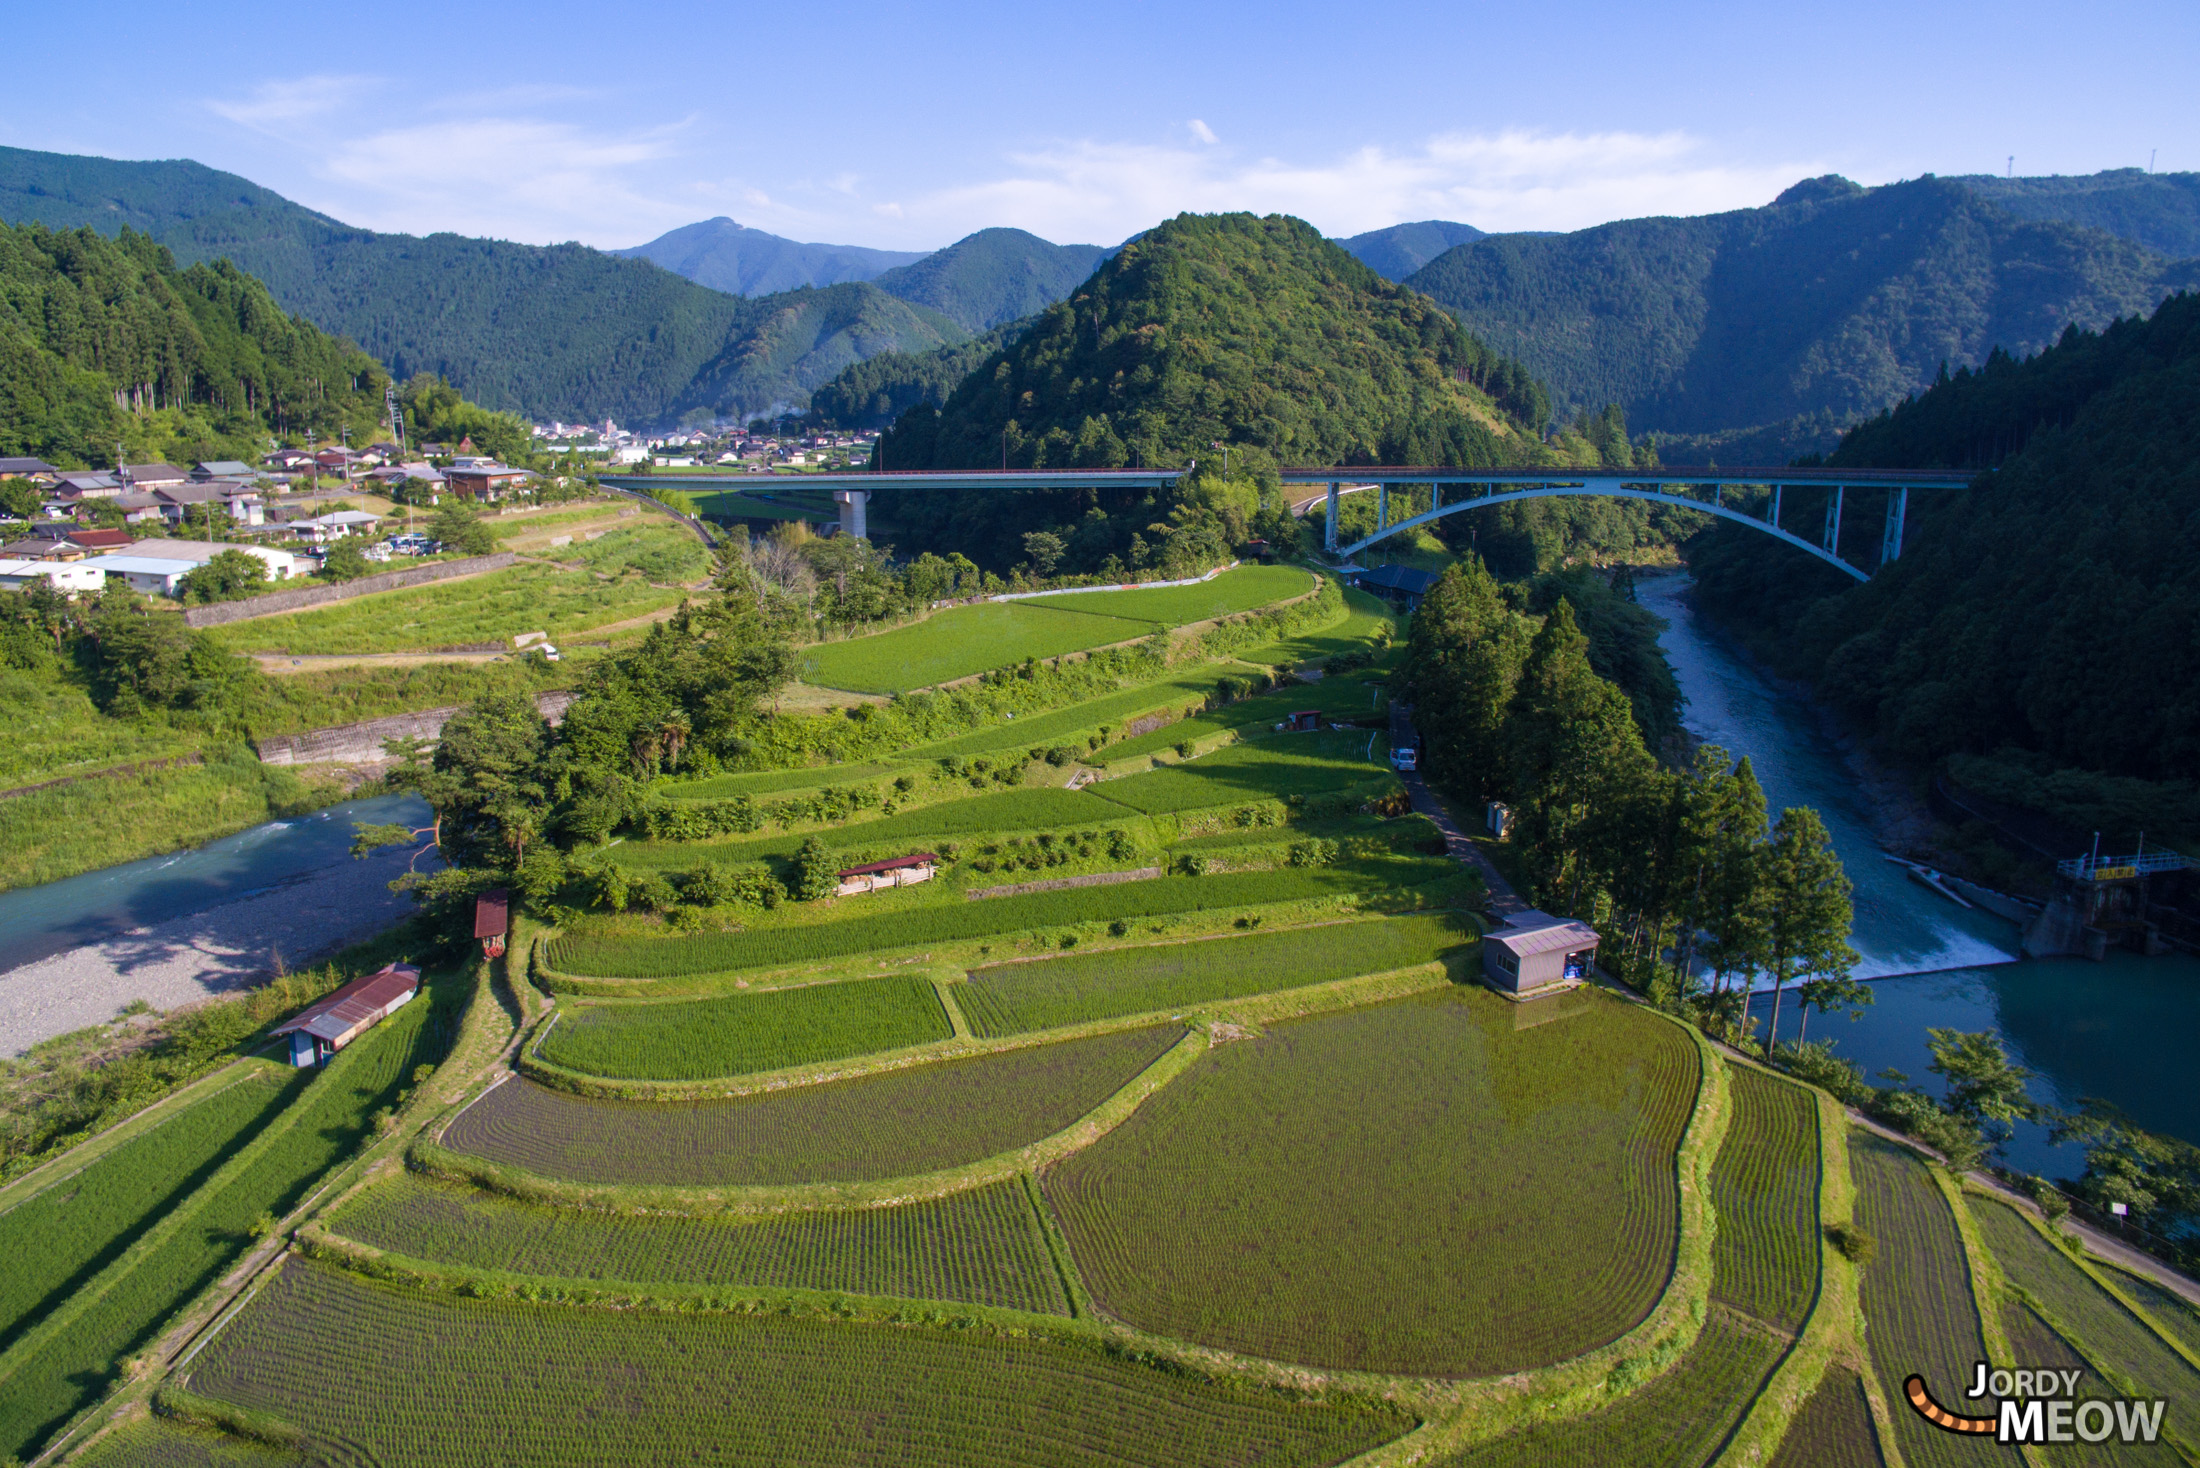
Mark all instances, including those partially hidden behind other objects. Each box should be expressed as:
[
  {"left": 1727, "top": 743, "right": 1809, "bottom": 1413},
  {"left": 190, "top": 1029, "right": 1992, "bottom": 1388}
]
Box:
[
  {"left": 255, "top": 689, "right": 578, "bottom": 765},
  {"left": 182, "top": 553, "right": 517, "bottom": 627}
]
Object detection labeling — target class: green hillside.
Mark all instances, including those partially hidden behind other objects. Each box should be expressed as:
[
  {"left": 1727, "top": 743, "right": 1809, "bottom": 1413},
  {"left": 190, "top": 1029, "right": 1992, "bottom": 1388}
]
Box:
[
  {"left": 1954, "top": 169, "right": 2200, "bottom": 260},
  {"left": 612, "top": 216, "right": 925, "bottom": 295},
  {"left": 0, "top": 146, "right": 966, "bottom": 425},
  {"left": 870, "top": 228, "right": 1114, "bottom": 333},
  {"left": 1406, "top": 174, "right": 2200, "bottom": 457},
  {"left": 806, "top": 323, "right": 1025, "bottom": 430},
  {"left": 0, "top": 220, "right": 430, "bottom": 466},
  {"left": 1335, "top": 219, "right": 1485, "bottom": 281},
  {"left": 1686, "top": 290, "right": 2200, "bottom": 839}
]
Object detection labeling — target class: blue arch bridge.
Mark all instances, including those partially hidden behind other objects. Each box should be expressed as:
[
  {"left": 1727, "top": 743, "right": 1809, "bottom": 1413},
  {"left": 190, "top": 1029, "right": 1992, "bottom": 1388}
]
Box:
[{"left": 614, "top": 464, "right": 1974, "bottom": 582}]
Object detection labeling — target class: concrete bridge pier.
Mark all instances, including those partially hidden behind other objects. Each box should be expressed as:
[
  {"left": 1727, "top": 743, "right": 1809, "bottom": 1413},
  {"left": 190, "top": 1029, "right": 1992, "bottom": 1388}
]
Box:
[
  {"left": 1822, "top": 486, "right": 1844, "bottom": 557},
  {"left": 1881, "top": 487, "right": 1908, "bottom": 564},
  {"left": 835, "top": 488, "right": 869, "bottom": 540},
  {"left": 1325, "top": 480, "right": 1340, "bottom": 552}
]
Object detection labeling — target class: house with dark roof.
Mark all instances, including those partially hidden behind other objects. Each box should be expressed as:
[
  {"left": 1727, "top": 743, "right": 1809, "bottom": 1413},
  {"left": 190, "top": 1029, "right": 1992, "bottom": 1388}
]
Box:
[
  {"left": 271, "top": 964, "right": 421, "bottom": 1066},
  {"left": 1345, "top": 563, "right": 1442, "bottom": 609},
  {"left": 475, "top": 889, "right": 510, "bottom": 958},
  {"left": 444, "top": 464, "right": 536, "bottom": 502},
  {"left": 192, "top": 461, "right": 256, "bottom": 480},
  {"left": 121, "top": 463, "right": 190, "bottom": 488},
  {"left": 0, "top": 457, "right": 60, "bottom": 480}
]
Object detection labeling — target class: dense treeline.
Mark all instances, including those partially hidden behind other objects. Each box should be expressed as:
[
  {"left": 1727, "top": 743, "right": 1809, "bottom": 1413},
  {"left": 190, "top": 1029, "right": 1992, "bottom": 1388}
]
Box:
[
  {"left": 806, "top": 324, "right": 1023, "bottom": 431},
  {"left": 0, "top": 222, "right": 402, "bottom": 465},
  {"left": 1406, "top": 175, "right": 2200, "bottom": 452},
  {"left": 1688, "top": 291, "right": 2200, "bottom": 836},
  {"left": 869, "top": 213, "right": 1571, "bottom": 571}
]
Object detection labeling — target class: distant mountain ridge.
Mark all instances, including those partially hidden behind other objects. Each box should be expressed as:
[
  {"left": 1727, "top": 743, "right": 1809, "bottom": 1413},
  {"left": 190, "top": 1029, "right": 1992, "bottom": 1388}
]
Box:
[
  {"left": 1336, "top": 220, "right": 1486, "bottom": 281},
  {"left": 0, "top": 146, "right": 964, "bottom": 426},
  {"left": 612, "top": 217, "right": 926, "bottom": 295},
  {"left": 1404, "top": 172, "right": 2200, "bottom": 456}
]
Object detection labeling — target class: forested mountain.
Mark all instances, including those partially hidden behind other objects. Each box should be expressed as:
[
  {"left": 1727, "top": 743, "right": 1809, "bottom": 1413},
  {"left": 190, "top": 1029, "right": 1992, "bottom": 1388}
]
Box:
[
  {"left": 1954, "top": 169, "right": 2200, "bottom": 260},
  {"left": 1687, "top": 291, "right": 2200, "bottom": 840},
  {"left": 1405, "top": 174, "right": 2200, "bottom": 460},
  {"left": 1336, "top": 220, "right": 1485, "bottom": 281},
  {"left": 869, "top": 229, "right": 1113, "bottom": 333},
  {"left": 871, "top": 212, "right": 1579, "bottom": 568},
  {"left": 0, "top": 220, "right": 522, "bottom": 467},
  {"left": 805, "top": 323, "right": 1025, "bottom": 431},
  {"left": 0, "top": 146, "right": 965, "bottom": 425},
  {"left": 612, "top": 217, "right": 925, "bottom": 294}
]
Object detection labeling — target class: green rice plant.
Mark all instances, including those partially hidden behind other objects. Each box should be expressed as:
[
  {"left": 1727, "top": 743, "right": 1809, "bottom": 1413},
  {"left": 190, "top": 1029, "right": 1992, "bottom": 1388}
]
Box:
[
  {"left": 71, "top": 1416, "right": 299, "bottom": 1467},
  {"left": 1708, "top": 1067, "right": 1822, "bottom": 1332},
  {"left": 959, "top": 914, "right": 1473, "bottom": 1037},
  {"left": 540, "top": 976, "right": 953, "bottom": 1081},
  {"left": 1042, "top": 988, "right": 1702, "bottom": 1375},
  {"left": 1032, "top": 565, "right": 1311, "bottom": 625},
  {"left": 1437, "top": 1314, "right": 1782, "bottom": 1467},
  {"left": 2104, "top": 1267, "right": 2200, "bottom": 1361},
  {"left": 1851, "top": 1133, "right": 1997, "bottom": 1468},
  {"left": 0, "top": 984, "right": 458, "bottom": 1464},
  {"left": 1099, "top": 676, "right": 1389, "bottom": 762},
  {"left": 0, "top": 1072, "right": 293, "bottom": 1353},
  {"left": 1236, "top": 586, "right": 1396, "bottom": 667},
  {"left": 331, "top": 1175, "right": 1070, "bottom": 1315},
  {"left": 1765, "top": 1366, "right": 1884, "bottom": 1468},
  {"left": 605, "top": 787, "right": 1126, "bottom": 872},
  {"left": 446, "top": 1027, "right": 1182, "bottom": 1187},
  {"left": 1972, "top": 1196, "right": 2200, "bottom": 1444},
  {"left": 901, "top": 671, "right": 1234, "bottom": 761},
  {"left": 547, "top": 865, "right": 1417, "bottom": 978},
  {"left": 1093, "top": 731, "right": 1395, "bottom": 815},
  {"left": 803, "top": 602, "right": 1159, "bottom": 694},
  {"left": 206, "top": 560, "right": 688, "bottom": 655},
  {"left": 186, "top": 1258, "right": 1410, "bottom": 1468},
  {"left": 1993, "top": 1299, "right": 2144, "bottom": 1468},
  {"left": 661, "top": 763, "right": 897, "bottom": 800}
]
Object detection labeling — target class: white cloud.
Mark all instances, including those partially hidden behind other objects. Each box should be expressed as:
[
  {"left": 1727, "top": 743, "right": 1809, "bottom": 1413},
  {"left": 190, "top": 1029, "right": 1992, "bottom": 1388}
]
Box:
[
  {"left": 209, "top": 76, "right": 376, "bottom": 128},
  {"left": 898, "top": 128, "right": 1823, "bottom": 245},
  {"left": 1188, "top": 119, "right": 1219, "bottom": 146}
]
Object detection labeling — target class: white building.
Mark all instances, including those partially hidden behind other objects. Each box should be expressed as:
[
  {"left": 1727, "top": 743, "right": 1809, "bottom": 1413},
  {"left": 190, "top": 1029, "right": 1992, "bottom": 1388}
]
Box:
[
  {"left": 0, "top": 559, "right": 105, "bottom": 594},
  {"left": 82, "top": 539, "right": 301, "bottom": 596}
]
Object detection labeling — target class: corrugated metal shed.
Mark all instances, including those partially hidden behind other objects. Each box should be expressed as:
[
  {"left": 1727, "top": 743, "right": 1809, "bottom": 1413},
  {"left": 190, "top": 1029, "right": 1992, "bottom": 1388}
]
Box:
[
  {"left": 474, "top": 889, "right": 510, "bottom": 940},
  {"left": 271, "top": 965, "right": 421, "bottom": 1044},
  {"left": 1486, "top": 912, "right": 1601, "bottom": 958},
  {"left": 837, "top": 852, "right": 940, "bottom": 879}
]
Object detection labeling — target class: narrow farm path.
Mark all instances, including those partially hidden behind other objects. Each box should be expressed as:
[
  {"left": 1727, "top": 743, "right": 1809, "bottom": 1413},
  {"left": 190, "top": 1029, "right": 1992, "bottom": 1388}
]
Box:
[{"left": 1389, "top": 701, "right": 1527, "bottom": 919}]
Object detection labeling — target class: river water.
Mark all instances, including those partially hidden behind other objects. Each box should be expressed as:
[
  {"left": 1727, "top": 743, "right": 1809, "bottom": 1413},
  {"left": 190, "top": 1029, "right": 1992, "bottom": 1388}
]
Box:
[{"left": 1637, "top": 574, "right": 2200, "bottom": 1179}]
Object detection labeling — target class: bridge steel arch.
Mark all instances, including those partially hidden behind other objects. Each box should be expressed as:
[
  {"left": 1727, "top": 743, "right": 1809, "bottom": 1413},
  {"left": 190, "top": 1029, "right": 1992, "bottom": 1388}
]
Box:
[{"left": 1338, "top": 481, "right": 1871, "bottom": 581}]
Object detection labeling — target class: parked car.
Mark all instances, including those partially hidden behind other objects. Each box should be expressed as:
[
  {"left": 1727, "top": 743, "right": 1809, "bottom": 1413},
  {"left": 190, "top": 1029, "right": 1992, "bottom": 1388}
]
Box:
[{"left": 1390, "top": 745, "right": 1419, "bottom": 772}]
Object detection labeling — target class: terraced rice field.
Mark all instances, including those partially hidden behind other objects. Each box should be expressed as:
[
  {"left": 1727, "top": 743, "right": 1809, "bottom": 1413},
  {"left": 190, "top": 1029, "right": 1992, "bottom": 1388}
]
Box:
[
  {"left": 1101, "top": 676, "right": 1390, "bottom": 763},
  {"left": 1235, "top": 586, "right": 1395, "bottom": 667},
  {"left": 1767, "top": 1367, "right": 1884, "bottom": 1468},
  {"left": 663, "top": 762, "right": 897, "bottom": 799},
  {"left": 903, "top": 672, "right": 1232, "bottom": 761},
  {"left": 184, "top": 1259, "right": 1411, "bottom": 1468},
  {"left": 1971, "top": 1196, "right": 2200, "bottom": 1448},
  {"left": 2103, "top": 1267, "right": 2200, "bottom": 1360},
  {"left": 1094, "top": 731, "right": 1394, "bottom": 814},
  {"left": 540, "top": 975, "right": 952, "bottom": 1081},
  {"left": 803, "top": 602, "right": 1159, "bottom": 694},
  {"left": 0, "top": 1069, "right": 293, "bottom": 1352},
  {"left": 1437, "top": 1314, "right": 1782, "bottom": 1467},
  {"left": 1850, "top": 1133, "right": 2011, "bottom": 1468},
  {"left": 1035, "top": 565, "right": 1313, "bottom": 625},
  {"left": 1043, "top": 988, "right": 1701, "bottom": 1375},
  {"left": 0, "top": 988, "right": 454, "bottom": 1463},
  {"left": 1995, "top": 1300, "right": 2151, "bottom": 1468},
  {"left": 1708, "top": 1067, "right": 1822, "bottom": 1333},
  {"left": 72, "top": 1417, "right": 295, "bottom": 1467},
  {"left": 958, "top": 913, "right": 1474, "bottom": 1037},
  {"left": 332, "top": 1175, "right": 1072, "bottom": 1314},
  {"left": 545, "top": 866, "right": 1405, "bottom": 978},
  {"left": 445, "top": 1027, "right": 1184, "bottom": 1187}
]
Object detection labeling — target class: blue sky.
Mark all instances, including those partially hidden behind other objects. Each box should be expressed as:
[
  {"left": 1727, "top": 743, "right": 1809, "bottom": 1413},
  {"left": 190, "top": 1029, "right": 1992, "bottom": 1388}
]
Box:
[{"left": 7, "top": 0, "right": 2195, "bottom": 251}]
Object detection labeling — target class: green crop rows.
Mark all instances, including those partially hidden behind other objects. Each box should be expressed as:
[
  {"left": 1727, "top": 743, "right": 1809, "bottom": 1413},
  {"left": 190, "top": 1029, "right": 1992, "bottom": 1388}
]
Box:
[
  {"left": 547, "top": 866, "right": 1407, "bottom": 978},
  {"left": 665, "top": 762, "right": 898, "bottom": 800},
  {"left": 903, "top": 672, "right": 1231, "bottom": 761},
  {"left": 1851, "top": 1133, "right": 1996, "bottom": 1468},
  {"left": 1236, "top": 586, "right": 1396, "bottom": 667},
  {"left": 1035, "top": 565, "right": 1311, "bottom": 626},
  {"left": 1095, "top": 732, "right": 1394, "bottom": 814},
  {"left": 606, "top": 787, "right": 1126, "bottom": 872},
  {"left": 0, "top": 1072, "right": 291, "bottom": 1353},
  {"left": 1043, "top": 989, "right": 1700, "bottom": 1375},
  {"left": 0, "top": 985, "right": 454, "bottom": 1462},
  {"left": 1102, "top": 677, "right": 1389, "bottom": 763},
  {"left": 1438, "top": 1314, "right": 1781, "bottom": 1467},
  {"left": 2105, "top": 1266, "right": 2200, "bottom": 1360},
  {"left": 1767, "top": 1366, "right": 1883, "bottom": 1468},
  {"left": 541, "top": 976, "right": 952, "bottom": 1081},
  {"left": 187, "top": 1258, "right": 1411, "bottom": 1468},
  {"left": 447, "top": 1027, "right": 1183, "bottom": 1187},
  {"left": 73, "top": 1417, "right": 297, "bottom": 1467},
  {"left": 1972, "top": 1196, "right": 2200, "bottom": 1444},
  {"left": 1707, "top": 1068, "right": 1821, "bottom": 1333},
  {"left": 959, "top": 914, "right": 1473, "bottom": 1037},
  {"left": 804, "top": 602, "right": 1158, "bottom": 694},
  {"left": 333, "top": 1175, "right": 1072, "bottom": 1315}
]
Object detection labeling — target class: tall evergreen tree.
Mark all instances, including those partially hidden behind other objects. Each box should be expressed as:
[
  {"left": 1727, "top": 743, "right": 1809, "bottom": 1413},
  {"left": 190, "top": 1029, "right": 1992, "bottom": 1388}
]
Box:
[{"left": 1754, "top": 806, "right": 1858, "bottom": 1052}]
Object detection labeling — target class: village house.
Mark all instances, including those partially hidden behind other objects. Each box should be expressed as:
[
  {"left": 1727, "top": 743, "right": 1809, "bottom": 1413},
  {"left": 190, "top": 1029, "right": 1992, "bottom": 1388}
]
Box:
[
  {"left": 121, "top": 463, "right": 190, "bottom": 489},
  {"left": 271, "top": 964, "right": 422, "bottom": 1067},
  {"left": 80, "top": 538, "right": 300, "bottom": 596},
  {"left": 0, "top": 457, "right": 61, "bottom": 481},
  {"left": 0, "top": 535, "right": 90, "bottom": 561},
  {"left": 834, "top": 853, "right": 941, "bottom": 897},
  {"left": 287, "top": 510, "right": 382, "bottom": 544},
  {"left": 1481, "top": 910, "right": 1601, "bottom": 997},
  {"left": 0, "top": 559, "right": 105, "bottom": 594},
  {"left": 191, "top": 461, "right": 256, "bottom": 480},
  {"left": 153, "top": 482, "right": 266, "bottom": 527},
  {"left": 444, "top": 464, "right": 536, "bottom": 502}
]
